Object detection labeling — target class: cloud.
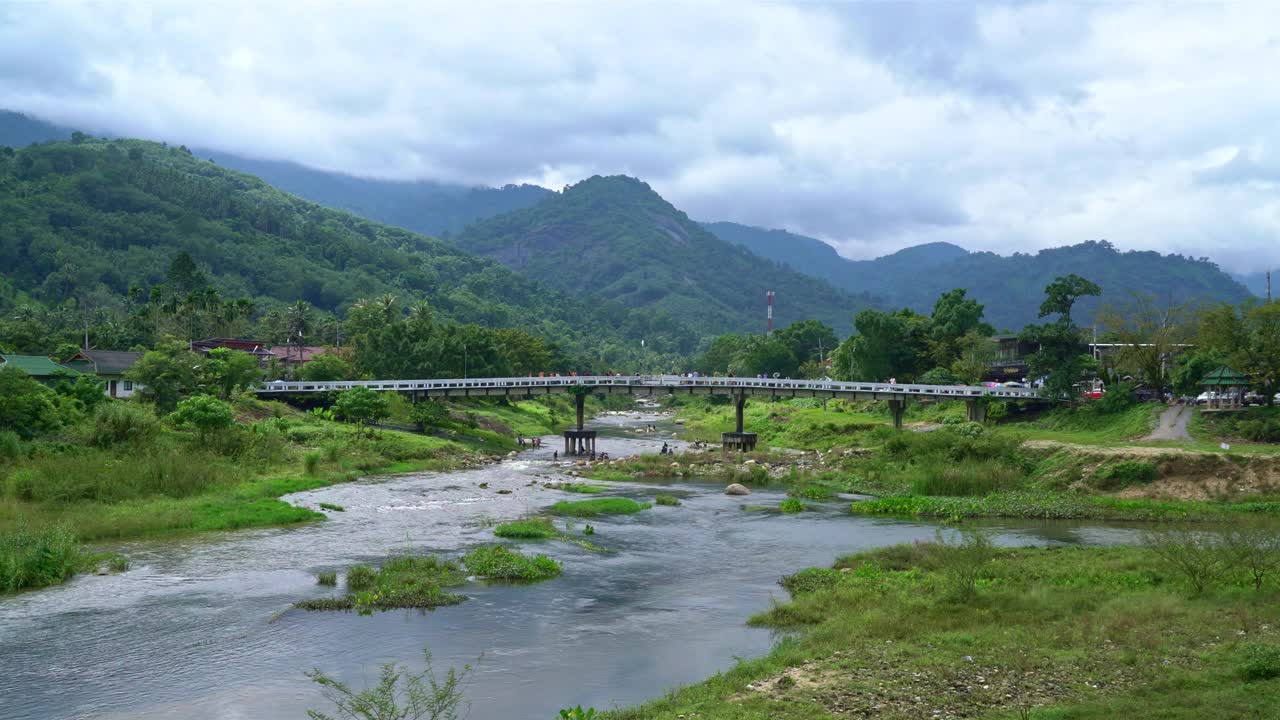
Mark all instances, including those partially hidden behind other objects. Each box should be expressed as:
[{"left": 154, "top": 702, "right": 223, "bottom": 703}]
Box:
[{"left": 3, "top": 0, "right": 1280, "bottom": 272}]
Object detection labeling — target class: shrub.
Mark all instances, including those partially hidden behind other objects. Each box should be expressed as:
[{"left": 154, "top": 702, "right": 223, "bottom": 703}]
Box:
[
  {"left": 1239, "top": 644, "right": 1280, "bottom": 681},
  {"left": 779, "top": 498, "right": 805, "bottom": 513},
  {"left": 346, "top": 564, "right": 376, "bottom": 591},
  {"left": 316, "top": 571, "right": 337, "bottom": 586},
  {"left": 1093, "top": 461, "right": 1157, "bottom": 490},
  {"left": 932, "top": 529, "right": 995, "bottom": 602},
  {"left": 0, "top": 430, "right": 21, "bottom": 463},
  {"left": 1144, "top": 526, "right": 1230, "bottom": 595},
  {"left": 779, "top": 567, "right": 840, "bottom": 594},
  {"left": 307, "top": 649, "right": 468, "bottom": 719},
  {"left": 323, "top": 441, "right": 344, "bottom": 463},
  {"left": 90, "top": 402, "right": 160, "bottom": 447},
  {"left": 461, "top": 545, "right": 562, "bottom": 581},
  {"left": 319, "top": 502, "right": 345, "bottom": 512},
  {"left": 1222, "top": 520, "right": 1280, "bottom": 590},
  {"left": 1092, "top": 383, "right": 1138, "bottom": 414},
  {"left": 304, "top": 451, "right": 322, "bottom": 476},
  {"left": 909, "top": 459, "right": 1022, "bottom": 496},
  {"left": 1, "top": 522, "right": 81, "bottom": 592},
  {"left": 170, "top": 394, "right": 233, "bottom": 439},
  {"left": 654, "top": 494, "right": 681, "bottom": 506}
]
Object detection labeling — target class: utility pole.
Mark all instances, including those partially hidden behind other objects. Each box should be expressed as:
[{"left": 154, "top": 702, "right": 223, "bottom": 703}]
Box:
[{"left": 766, "top": 290, "right": 774, "bottom": 336}]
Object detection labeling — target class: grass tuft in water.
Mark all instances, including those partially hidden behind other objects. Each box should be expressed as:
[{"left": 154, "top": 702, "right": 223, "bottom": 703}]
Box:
[
  {"left": 654, "top": 494, "right": 681, "bottom": 506},
  {"left": 298, "top": 556, "right": 467, "bottom": 613},
  {"left": 1, "top": 522, "right": 81, "bottom": 592},
  {"left": 494, "top": 518, "right": 559, "bottom": 539},
  {"left": 462, "top": 545, "right": 562, "bottom": 581},
  {"left": 316, "top": 571, "right": 337, "bottom": 586},
  {"left": 346, "top": 564, "right": 376, "bottom": 591},
  {"left": 106, "top": 554, "right": 130, "bottom": 573},
  {"left": 318, "top": 502, "right": 345, "bottom": 512},
  {"left": 779, "top": 498, "right": 806, "bottom": 513},
  {"left": 549, "top": 498, "right": 650, "bottom": 517}
]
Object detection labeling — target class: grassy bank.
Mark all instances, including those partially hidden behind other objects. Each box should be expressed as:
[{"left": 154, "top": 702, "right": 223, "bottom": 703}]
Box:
[
  {"left": 606, "top": 542, "right": 1280, "bottom": 719},
  {"left": 0, "top": 393, "right": 578, "bottom": 593}
]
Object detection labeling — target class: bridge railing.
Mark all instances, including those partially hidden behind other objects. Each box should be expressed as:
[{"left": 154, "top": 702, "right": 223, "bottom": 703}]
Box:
[{"left": 256, "top": 375, "right": 1043, "bottom": 400}]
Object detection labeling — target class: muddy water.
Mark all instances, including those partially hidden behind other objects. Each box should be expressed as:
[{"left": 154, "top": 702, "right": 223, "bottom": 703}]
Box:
[{"left": 0, "top": 413, "right": 1145, "bottom": 720}]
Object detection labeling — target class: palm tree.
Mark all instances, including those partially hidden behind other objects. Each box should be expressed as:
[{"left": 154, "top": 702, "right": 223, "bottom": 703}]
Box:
[{"left": 286, "top": 300, "right": 312, "bottom": 364}]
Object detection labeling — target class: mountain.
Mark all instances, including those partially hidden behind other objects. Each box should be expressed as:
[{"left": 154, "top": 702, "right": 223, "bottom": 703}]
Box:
[
  {"left": 0, "top": 110, "right": 555, "bottom": 239},
  {"left": 199, "top": 151, "right": 554, "bottom": 238},
  {"left": 1233, "top": 270, "right": 1276, "bottom": 299},
  {"left": 450, "top": 176, "right": 876, "bottom": 335},
  {"left": 0, "top": 136, "right": 696, "bottom": 355},
  {"left": 706, "top": 222, "right": 1253, "bottom": 330}
]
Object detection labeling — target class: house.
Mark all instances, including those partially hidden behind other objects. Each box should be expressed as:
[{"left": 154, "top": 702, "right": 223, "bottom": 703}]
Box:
[
  {"left": 267, "top": 345, "right": 330, "bottom": 367},
  {"left": 0, "top": 354, "right": 80, "bottom": 385},
  {"left": 987, "top": 334, "right": 1037, "bottom": 380},
  {"left": 63, "top": 350, "right": 145, "bottom": 399},
  {"left": 190, "top": 338, "right": 276, "bottom": 367}
]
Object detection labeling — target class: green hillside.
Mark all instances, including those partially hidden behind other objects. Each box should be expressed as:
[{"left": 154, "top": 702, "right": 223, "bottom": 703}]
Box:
[
  {"left": 0, "top": 136, "right": 696, "bottom": 356},
  {"left": 451, "top": 176, "right": 875, "bottom": 335},
  {"left": 707, "top": 222, "right": 1252, "bottom": 330}
]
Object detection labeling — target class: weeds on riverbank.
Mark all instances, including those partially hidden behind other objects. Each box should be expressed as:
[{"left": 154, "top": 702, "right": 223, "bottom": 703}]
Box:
[
  {"left": 1, "top": 522, "right": 80, "bottom": 592},
  {"left": 462, "top": 545, "right": 562, "bottom": 581},
  {"left": 307, "top": 648, "right": 470, "bottom": 720},
  {"left": 851, "top": 491, "right": 1280, "bottom": 522},
  {"left": 549, "top": 498, "right": 650, "bottom": 517},
  {"left": 609, "top": 543, "right": 1280, "bottom": 719}
]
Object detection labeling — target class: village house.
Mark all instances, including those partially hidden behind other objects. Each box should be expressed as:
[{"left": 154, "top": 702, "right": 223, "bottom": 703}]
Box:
[
  {"left": 63, "top": 350, "right": 145, "bottom": 399},
  {"left": 0, "top": 354, "right": 80, "bottom": 386}
]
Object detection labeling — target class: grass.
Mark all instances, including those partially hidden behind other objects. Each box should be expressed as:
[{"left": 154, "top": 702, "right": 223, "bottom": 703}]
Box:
[
  {"left": 605, "top": 543, "right": 1280, "bottom": 719},
  {"left": 851, "top": 491, "right": 1280, "bottom": 522},
  {"left": 549, "top": 498, "right": 651, "bottom": 517},
  {"left": 548, "top": 482, "right": 608, "bottom": 494},
  {"left": 316, "top": 570, "right": 337, "bottom": 586},
  {"left": 1001, "top": 402, "right": 1161, "bottom": 445},
  {"left": 494, "top": 518, "right": 561, "bottom": 539},
  {"left": 654, "top": 494, "right": 681, "bottom": 506},
  {"left": 778, "top": 498, "right": 806, "bottom": 513},
  {"left": 297, "top": 556, "right": 468, "bottom": 612},
  {"left": 318, "top": 502, "right": 345, "bottom": 512},
  {"left": 1, "top": 522, "right": 80, "bottom": 593},
  {"left": 461, "top": 545, "right": 562, "bottom": 581}
]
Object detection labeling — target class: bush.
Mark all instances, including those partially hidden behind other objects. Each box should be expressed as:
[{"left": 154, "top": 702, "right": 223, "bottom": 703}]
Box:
[
  {"left": 909, "top": 459, "right": 1022, "bottom": 497},
  {"left": 170, "top": 394, "right": 233, "bottom": 438},
  {"left": 932, "top": 529, "right": 995, "bottom": 602},
  {"left": 1239, "top": 644, "right": 1280, "bottom": 681},
  {"left": 304, "top": 451, "right": 322, "bottom": 476},
  {"left": 91, "top": 402, "right": 160, "bottom": 447},
  {"left": 1092, "top": 383, "right": 1138, "bottom": 414},
  {"left": 346, "top": 565, "right": 377, "bottom": 591},
  {"left": 779, "top": 498, "right": 806, "bottom": 513},
  {"left": 461, "top": 545, "right": 562, "bottom": 581},
  {"left": 0, "top": 430, "right": 21, "bottom": 463},
  {"left": 1144, "top": 526, "right": 1230, "bottom": 595},
  {"left": 1, "top": 522, "right": 81, "bottom": 592},
  {"left": 1093, "top": 461, "right": 1158, "bottom": 490}
]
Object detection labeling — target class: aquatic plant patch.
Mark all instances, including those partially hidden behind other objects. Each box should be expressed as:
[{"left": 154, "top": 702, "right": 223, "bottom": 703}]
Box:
[
  {"left": 296, "top": 555, "right": 467, "bottom": 613},
  {"left": 494, "top": 518, "right": 560, "bottom": 539},
  {"left": 549, "top": 498, "right": 651, "bottom": 517},
  {"left": 462, "top": 545, "right": 562, "bottom": 581}
]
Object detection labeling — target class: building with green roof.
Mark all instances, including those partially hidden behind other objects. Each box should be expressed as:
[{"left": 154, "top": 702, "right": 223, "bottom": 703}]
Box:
[{"left": 0, "top": 354, "right": 80, "bottom": 385}]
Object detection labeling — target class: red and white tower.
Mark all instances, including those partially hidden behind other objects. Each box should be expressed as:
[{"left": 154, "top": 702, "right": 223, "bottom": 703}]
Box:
[{"left": 766, "top": 290, "right": 775, "bottom": 335}]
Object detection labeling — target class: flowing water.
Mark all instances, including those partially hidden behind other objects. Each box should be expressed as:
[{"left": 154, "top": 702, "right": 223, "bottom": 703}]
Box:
[{"left": 1, "top": 412, "right": 1146, "bottom": 720}]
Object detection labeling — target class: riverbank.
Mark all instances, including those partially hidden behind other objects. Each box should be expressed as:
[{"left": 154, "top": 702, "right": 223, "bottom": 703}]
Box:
[
  {"left": 608, "top": 541, "right": 1280, "bottom": 719},
  {"left": 0, "top": 394, "right": 582, "bottom": 593}
]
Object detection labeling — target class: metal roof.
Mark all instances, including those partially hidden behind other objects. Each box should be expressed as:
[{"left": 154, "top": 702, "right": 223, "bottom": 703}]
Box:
[{"left": 0, "top": 354, "right": 80, "bottom": 377}]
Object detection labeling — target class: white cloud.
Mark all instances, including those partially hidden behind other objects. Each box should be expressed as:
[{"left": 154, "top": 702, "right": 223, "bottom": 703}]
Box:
[{"left": 3, "top": 0, "right": 1280, "bottom": 272}]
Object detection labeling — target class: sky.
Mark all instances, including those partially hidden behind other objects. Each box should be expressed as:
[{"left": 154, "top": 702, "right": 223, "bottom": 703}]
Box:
[{"left": 2, "top": 0, "right": 1279, "bottom": 273}]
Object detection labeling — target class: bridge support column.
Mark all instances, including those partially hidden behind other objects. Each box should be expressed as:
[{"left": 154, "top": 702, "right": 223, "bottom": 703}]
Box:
[
  {"left": 563, "top": 429, "right": 597, "bottom": 456},
  {"left": 965, "top": 399, "right": 987, "bottom": 423},
  {"left": 575, "top": 393, "right": 586, "bottom": 431},
  {"left": 889, "top": 399, "right": 906, "bottom": 430},
  {"left": 721, "top": 392, "right": 757, "bottom": 452}
]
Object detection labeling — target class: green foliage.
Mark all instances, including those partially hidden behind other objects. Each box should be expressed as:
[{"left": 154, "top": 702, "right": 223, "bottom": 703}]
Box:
[
  {"left": 461, "top": 545, "right": 562, "bottom": 581},
  {"left": 198, "top": 348, "right": 261, "bottom": 399},
  {"left": 773, "top": 319, "right": 839, "bottom": 367},
  {"left": 54, "top": 373, "right": 109, "bottom": 413},
  {"left": 1238, "top": 644, "right": 1280, "bottom": 682},
  {"left": 833, "top": 307, "right": 932, "bottom": 382},
  {"left": 1092, "top": 382, "right": 1138, "bottom": 413},
  {"left": 654, "top": 494, "right": 681, "bottom": 506},
  {"left": 932, "top": 529, "right": 995, "bottom": 602},
  {"left": 170, "top": 394, "right": 234, "bottom": 438},
  {"left": 908, "top": 459, "right": 1023, "bottom": 497},
  {"left": 409, "top": 400, "right": 449, "bottom": 431},
  {"left": 548, "top": 498, "right": 651, "bottom": 517},
  {"left": 1, "top": 521, "right": 80, "bottom": 592},
  {"left": 1143, "top": 525, "right": 1231, "bottom": 595},
  {"left": 0, "top": 366, "right": 61, "bottom": 439},
  {"left": 316, "top": 571, "right": 337, "bottom": 586},
  {"left": 494, "top": 518, "right": 559, "bottom": 539},
  {"left": 779, "top": 567, "right": 842, "bottom": 595},
  {"left": 345, "top": 565, "right": 377, "bottom": 591},
  {"left": 318, "top": 502, "right": 344, "bottom": 512},
  {"left": 3, "top": 449, "right": 238, "bottom": 503},
  {"left": 1093, "top": 461, "right": 1158, "bottom": 489},
  {"left": 1039, "top": 273, "right": 1102, "bottom": 322},
  {"left": 333, "top": 387, "right": 390, "bottom": 428},
  {"left": 304, "top": 452, "right": 322, "bottom": 476},
  {"left": 558, "top": 706, "right": 599, "bottom": 720},
  {"left": 105, "top": 554, "right": 129, "bottom": 573},
  {"left": 779, "top": 498, "right": 806, "bottom": 513},
  {"left": 90, "top": 401, "right": 160, "bottom": 447},
  {"left": 128, "top": 341, "right": 198, "bottom": 412},
  {"left": 297, "top": 352, "right": 353, "bottom": 381},
  {"left": 0, "top": 430, "right": 20, "bottom": 463},
  {"left": 306, "top": 649, "right": 469, "bottom": 720},
  {"left": 916, "top": 367, "right": 956, "bottom": 385}
]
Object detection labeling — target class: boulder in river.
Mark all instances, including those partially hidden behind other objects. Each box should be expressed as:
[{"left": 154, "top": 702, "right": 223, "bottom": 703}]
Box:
[{"left": 724, "top": 483, "right": 752, "bottom": 496}]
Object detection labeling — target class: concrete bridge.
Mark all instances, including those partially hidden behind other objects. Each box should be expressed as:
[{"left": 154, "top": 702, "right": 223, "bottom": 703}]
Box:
[{"left": 258, "top": 375, "right": 1047, "bottom": 452}]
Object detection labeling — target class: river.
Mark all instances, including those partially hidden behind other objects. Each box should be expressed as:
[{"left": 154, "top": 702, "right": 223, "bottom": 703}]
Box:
[{"left": 0, "top": 411, "right": 1145, "bottom": 720}]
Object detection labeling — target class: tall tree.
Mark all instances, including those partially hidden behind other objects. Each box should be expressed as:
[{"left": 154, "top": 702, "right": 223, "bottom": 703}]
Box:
[
  {"left": 1039, "top": 274, "right": 1101, "bottom": 322},
  {"left": 1097, "top": 294, "right": 1191, "bottom": 392}
]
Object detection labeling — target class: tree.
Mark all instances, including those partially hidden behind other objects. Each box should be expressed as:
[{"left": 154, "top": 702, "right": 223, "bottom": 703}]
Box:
[
  {"left": 409, "top": 400, "right": 450, "bottom": 432},
  {"left": 0, "top": 367, "right": 62, "bottom": 439},
  {"left": 1096, "top": 294, "right": 1191, "bottom": 392},
  {"left": 694, "top": 334, "right": 749, "bottom": 375},
  {"left": 128, "top": 340, "right": 198, "bottom": 411},
  {"left": 1195, "top": 301, "right": 1280, "bottom": 404},
  {"left": 834, "top": 308, "right": 931, "bottom": 382},
  {"left": 166, "top": 251, "right": 207, "bottom": 295},
  {"left": 54, "top": 373, "right": 109, "bottom": 413},
  {"left": 1172, "top": 349, "right": 1226, "bottom": 397},
  {"left": 298, "top": 352, "right": 354, "bottom": 382},
  {"left": 1039, "top": 274, "right": 1101, "bottom": 322},
  {"left": 333, "top": 387, "right": 390, "bottom": 431},
  {"left": 735, "top": 337, "right": 799, "bottom": 378},
  {"left": 285, "top": 300, "right": 313, "bottom": 364},
  {"left": 170, "top": 394, "right": 233, "bottom": 439},
  {"left": 950, "top": 331, "right": 998, "bottom": 385},
  {"left": 774, "top": 320, "right": 838, "bottom": 367},
  {"left": 198, "top": 348, "right": 262, "bottom": 399},
  {"left": 929, "top": 289, "right": 992, "bottom": 367},
  {"left": 1022, "top": 321, "right": 1094, "bottom": 402}
]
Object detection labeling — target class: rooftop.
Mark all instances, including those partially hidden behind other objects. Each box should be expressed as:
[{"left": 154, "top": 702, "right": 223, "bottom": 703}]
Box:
[{"left": 0, "top": 354, "right": 80, "bottom": 377}]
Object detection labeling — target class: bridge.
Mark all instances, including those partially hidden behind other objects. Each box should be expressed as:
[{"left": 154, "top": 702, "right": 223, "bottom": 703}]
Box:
[{"left": 258, "top": 375, "right": 1047, "bottom": 453}]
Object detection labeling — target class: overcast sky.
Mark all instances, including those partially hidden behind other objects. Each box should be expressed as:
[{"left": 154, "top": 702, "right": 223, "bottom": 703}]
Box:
[{"left": 3, "top": 1, "right": 1279, "bottom": 272}]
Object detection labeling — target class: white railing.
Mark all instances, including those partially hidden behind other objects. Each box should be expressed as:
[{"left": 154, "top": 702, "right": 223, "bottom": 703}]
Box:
[{"left": 256, "top": 375, "right": 1043, "bottom": 400}]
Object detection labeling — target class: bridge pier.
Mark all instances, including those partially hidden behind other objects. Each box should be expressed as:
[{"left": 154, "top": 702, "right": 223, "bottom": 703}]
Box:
[
  {"left": 563, "top": 393, "right": 597, "bottom": 455},
  {"left": 965, "top": 399, "right": 987, "bottom": 423},
  {"left": 888, "top": 399, "right": 907, "bottom": 430},
  {"left": 721, "top": 392, "right": 758, "bottom": 451}
]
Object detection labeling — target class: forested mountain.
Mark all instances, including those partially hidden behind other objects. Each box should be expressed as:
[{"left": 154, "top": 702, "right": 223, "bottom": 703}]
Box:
[
  {"left": 450, "top": 176, "right": 875, "bottom": 336},
  {"left": 0, "top": 136, "right": 697, "bottom": 358},
  {"left": 1233, "top": 270, "right": 1276, "bottom": 299},
  {"left": 706, "top": 222, "right": 1253, "bottom": 330}
]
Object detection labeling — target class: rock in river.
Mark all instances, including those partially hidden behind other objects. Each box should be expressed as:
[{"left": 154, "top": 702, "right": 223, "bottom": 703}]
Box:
[{"left": 723, "top": 483, "right": 752, "bottom": 496}]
